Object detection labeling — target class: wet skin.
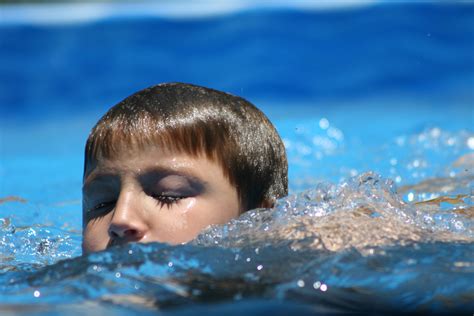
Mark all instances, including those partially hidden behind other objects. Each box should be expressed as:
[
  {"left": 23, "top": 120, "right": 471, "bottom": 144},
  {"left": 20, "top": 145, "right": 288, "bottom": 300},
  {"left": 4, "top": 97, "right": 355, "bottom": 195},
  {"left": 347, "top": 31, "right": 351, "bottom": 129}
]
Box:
[{"left": 82, "top": 147, "right": 241, "bottom": 253}]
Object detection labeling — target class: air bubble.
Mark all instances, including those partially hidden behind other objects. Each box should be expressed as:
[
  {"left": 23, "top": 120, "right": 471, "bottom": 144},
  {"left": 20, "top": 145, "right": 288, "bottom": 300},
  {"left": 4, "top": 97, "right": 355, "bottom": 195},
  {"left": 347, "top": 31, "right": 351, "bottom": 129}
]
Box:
[
  {"left": 319, "top": 118, "right": 329, "bottom": 130},
  {"left": 467, "top": 137, "right": 474, "bottom": 150}
]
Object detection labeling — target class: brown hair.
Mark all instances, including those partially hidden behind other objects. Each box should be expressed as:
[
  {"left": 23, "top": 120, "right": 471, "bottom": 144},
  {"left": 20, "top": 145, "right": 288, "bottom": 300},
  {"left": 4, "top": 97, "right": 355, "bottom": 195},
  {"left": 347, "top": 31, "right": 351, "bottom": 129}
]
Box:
[{"left": 84, "top": 83, "right": 288, "bottom": 211}]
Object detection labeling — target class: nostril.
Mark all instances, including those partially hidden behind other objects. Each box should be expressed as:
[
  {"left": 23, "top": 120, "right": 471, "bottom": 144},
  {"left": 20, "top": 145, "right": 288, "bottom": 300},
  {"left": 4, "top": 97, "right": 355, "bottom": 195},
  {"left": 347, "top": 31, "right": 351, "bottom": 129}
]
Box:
[
  {"left": 123, "top": 229, "right": 138, "bottom": 237},
  {"left": 109, "top": 229, "right": 119, "bottom": 238},
  {"left": 109, "top": 226, "right": 143, "bottom": 241}
]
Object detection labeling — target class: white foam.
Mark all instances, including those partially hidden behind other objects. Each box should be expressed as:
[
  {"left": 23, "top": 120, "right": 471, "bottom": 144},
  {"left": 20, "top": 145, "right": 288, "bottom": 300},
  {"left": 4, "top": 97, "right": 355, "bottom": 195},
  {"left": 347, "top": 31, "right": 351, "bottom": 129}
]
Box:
[{"left": 0, "top": 0, "right": 377, "bottom": 25}]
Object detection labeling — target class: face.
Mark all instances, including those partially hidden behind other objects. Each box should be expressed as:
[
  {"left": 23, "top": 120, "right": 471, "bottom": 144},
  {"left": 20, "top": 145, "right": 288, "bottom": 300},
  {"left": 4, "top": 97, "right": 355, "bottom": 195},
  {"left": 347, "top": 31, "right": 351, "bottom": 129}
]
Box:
[{"left": 82, "top": 146, "right": 241, "bottom": 253}]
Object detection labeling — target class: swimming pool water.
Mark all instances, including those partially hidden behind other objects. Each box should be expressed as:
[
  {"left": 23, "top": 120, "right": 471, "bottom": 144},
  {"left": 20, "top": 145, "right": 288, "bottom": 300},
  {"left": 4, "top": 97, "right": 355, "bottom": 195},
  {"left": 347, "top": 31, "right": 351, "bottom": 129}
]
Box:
[{"left": 1, "top": 1, "right": 473, "bottom": 315}]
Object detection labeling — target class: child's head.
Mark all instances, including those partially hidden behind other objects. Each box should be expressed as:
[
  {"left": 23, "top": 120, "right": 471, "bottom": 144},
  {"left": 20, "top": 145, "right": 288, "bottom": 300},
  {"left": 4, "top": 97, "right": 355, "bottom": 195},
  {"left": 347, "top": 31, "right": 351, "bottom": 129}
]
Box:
[{"left": 82, "top": 83, "right": 287, "bottom": 252}]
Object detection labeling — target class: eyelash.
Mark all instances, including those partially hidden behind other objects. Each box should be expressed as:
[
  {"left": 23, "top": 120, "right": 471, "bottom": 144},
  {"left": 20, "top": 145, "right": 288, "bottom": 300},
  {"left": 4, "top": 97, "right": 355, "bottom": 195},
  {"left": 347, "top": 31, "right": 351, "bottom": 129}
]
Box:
[
  {"left": 85, "top": 202, "right": 115, "bottom": 221},
  {"left": 88, "top": 194, "right": 185, "bottom": 213},
  {"left": 90, "top": 201, "right": 114, "bottom": 212},
  {"left": 153, "top": 194, "right": 184, "bottom": 208}
]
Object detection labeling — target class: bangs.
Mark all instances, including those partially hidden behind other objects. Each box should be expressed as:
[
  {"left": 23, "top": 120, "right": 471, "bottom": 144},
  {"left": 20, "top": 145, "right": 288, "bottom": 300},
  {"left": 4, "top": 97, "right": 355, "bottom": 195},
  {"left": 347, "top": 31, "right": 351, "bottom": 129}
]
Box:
[{"left": 84, "top": 110, "right": 232, "bottom": 179}]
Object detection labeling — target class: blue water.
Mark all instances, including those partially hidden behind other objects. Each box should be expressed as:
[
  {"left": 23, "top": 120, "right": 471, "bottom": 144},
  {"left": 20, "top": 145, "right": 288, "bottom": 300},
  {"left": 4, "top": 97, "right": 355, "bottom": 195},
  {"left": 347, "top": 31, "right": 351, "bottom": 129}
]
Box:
[{"left": 1, "top": 1, "right": 473, "bottom": 315}]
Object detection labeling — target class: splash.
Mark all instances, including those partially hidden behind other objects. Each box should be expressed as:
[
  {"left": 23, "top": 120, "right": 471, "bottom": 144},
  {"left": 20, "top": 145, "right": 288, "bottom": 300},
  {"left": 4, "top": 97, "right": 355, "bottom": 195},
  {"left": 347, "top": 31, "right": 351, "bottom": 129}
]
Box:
[
  {"left": 0, "top": 217, "right": 81, "bottom": 274},
  {"left": 195, "top": 172, "right": 473, "bottom": 251}
]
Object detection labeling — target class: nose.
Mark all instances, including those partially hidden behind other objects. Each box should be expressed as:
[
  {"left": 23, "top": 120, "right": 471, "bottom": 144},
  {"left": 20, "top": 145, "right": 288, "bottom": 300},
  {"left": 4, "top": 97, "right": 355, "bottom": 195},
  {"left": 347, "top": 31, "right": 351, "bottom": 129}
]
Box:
[
  {"left": 108, "top": 225, "right": 144, "bottom": 240},
  {"left": 108, "top": 191, "right": 147, "bottom": 245}
]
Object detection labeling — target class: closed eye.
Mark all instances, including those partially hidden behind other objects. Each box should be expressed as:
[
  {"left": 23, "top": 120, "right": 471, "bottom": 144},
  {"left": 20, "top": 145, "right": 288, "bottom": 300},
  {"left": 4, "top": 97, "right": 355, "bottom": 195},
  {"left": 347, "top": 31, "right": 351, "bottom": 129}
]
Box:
[
  {"left": 92, "top": 201, "right": 114, "bottom": 210},
  {"left": 152, "top": 194, "right": 185, "bottom": 209},
  {"left": 87, "top": 201, "right": 115, "bottom": 218}
]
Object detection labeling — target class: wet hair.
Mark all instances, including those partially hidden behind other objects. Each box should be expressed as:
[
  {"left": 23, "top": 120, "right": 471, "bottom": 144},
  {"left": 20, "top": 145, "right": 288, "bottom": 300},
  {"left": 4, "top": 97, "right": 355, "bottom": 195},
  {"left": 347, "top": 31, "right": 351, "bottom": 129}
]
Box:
[{"left": 84, "top": 82, "right": 288, "bottom": 211}]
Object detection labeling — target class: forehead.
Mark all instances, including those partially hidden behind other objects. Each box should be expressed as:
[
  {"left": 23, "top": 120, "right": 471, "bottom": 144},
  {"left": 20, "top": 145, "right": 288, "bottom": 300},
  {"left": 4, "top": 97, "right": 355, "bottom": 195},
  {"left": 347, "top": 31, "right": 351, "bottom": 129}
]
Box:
[
  {"left": 83, "top": 145, "right": 226, "bottom": 186},
  {"left": 86, "top": 140, "right": 179, "bottom": 172}
]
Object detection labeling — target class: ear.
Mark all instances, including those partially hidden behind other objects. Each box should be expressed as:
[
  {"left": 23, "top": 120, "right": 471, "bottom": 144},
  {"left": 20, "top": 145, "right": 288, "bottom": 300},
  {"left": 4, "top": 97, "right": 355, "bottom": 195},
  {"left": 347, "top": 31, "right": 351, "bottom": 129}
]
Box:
[{"left": 259, "top": 198, "right": 274, "bottom": 209}]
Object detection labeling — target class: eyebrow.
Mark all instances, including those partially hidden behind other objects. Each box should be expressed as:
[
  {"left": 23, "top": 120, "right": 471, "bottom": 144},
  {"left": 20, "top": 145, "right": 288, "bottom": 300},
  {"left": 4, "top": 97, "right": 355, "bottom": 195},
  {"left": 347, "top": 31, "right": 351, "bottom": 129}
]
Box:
[
  {"left": 82, "top": 171, "right": 118, "bottom": 191},
  {"left": 138, "top": 166, "right": 208, "bottom": 188},
  {"left": 83, "top": 165, "right": 207, "bottom": 190}
]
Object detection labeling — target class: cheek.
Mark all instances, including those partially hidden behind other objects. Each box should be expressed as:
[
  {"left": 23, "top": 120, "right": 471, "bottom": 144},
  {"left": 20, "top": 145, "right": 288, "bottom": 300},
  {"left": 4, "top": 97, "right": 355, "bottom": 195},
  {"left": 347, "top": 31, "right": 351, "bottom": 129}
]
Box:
[
  {"left": 178, "top": 198, "right": 196, "bottom": 214},
  {"left": 180, "top": 197, "right": 238, "bottom": 230},
  {"left": 149, "top": 198, "right": 215, "bottom": 244},
  {"left": 163, "top": 198, "right": 198, "bottom": 231},
  {"left": 82, "top": 217, "right": 110, "bottom": 252}
]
